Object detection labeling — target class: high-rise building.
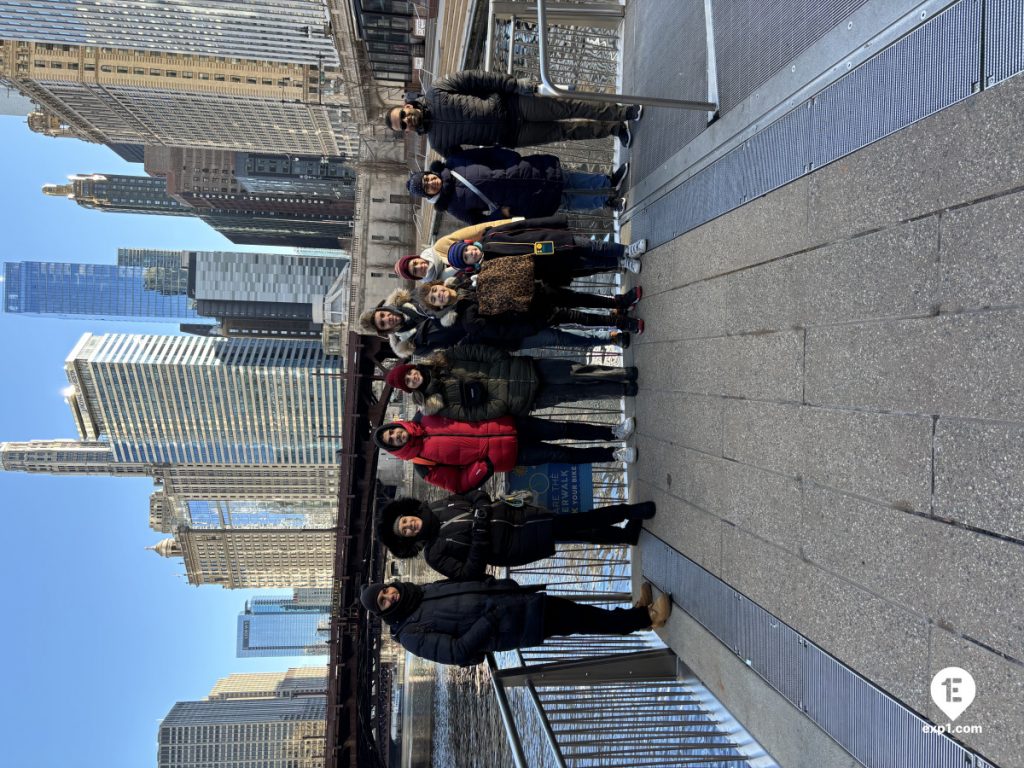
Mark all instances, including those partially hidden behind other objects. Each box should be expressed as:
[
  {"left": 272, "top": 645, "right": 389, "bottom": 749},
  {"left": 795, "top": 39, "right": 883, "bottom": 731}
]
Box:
[
  {"left": 42, "top": 173, "right": 193, "bottom": 216},
  {"left": 187, "top": 250, "right": 348, "bottom": 337},
  {"left": 157, "top": 697, "right": 326, "bottom": 768},
  {"left": 235, "top": 153, "right": 357, "bottom": 199},
  {"left": 237, "top": 593, "right": 331, "bottom": 657},
  {"left": 0, "top": 440, "right": 147, "bottom": 476},
  {"left": 2, "top": 258, "right": 195, "bottom": 322},
  {"left": 0, "top": 38, "right": 352, "bottom": 155},
  {"left": 208, "top": 667, "right": 328, "bottom": 700},
  {"left": 152, "top": 527, "right": 336, "bottom": 588},
  {"left": 151, "top": 464, "right": 339, "bottom": 502},
  {"left": 0, "top": 0, "right": 339, "bottom": 66},
  {"left": 43, "top": 173, "right": 351, "bottom": 250},
  {"left": 63, "top": 333, "right": 345, "bottom": 465},
  {"left": 153, "top": 494, "right": 337, "bottom": 530}
]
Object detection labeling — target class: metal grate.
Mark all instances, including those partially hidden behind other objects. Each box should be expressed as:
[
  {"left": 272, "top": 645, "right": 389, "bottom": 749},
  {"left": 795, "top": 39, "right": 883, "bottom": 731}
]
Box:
[
  {"left": 641, "top": 532, "right": 998, "bottom": 768},
  {"left": 626, "top": 0, "right": 710, "bottom": 179},
  {"left": 712, "top": 0, "right": 872, "bottom": 114},
  {"left": 632, "top": 0, "right": 986, "bottom": 249},
  {"left": 810, "top": 0, "right": 981, "bottom": 168},
  {"left": 984, "top": 0, "right": 1024, "bottom": 86}
]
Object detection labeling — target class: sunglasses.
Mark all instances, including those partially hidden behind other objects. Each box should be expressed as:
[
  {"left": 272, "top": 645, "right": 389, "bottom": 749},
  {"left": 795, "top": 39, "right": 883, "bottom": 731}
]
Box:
[{"left": 396, "top": 108, "right": 409, "bottom": 130}]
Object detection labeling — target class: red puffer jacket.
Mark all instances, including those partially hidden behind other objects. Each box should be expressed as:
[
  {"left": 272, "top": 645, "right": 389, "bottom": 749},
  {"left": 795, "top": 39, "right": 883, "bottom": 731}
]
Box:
[{"left": 388, "top": 415, "right": 519, "bottom": 493}]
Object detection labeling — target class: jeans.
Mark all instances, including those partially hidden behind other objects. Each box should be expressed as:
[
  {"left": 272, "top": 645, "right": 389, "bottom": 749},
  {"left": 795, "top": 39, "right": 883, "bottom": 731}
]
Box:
[
  {"left": 542, "top": 596, "right": 650, "bottom": 638},
  {"left": 516, "top": 327, "right": 609, "bottom": 351},
  {"left": 561, "top": 170, "right": 612, "bottom": 211}
]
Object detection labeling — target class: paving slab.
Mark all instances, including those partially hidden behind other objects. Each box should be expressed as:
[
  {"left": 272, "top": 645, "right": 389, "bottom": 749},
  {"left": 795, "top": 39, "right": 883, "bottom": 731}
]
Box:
[
  {"left": 805, "top": 308, "right": 1024, "bottom": 421},
  {"left": 635, "top": 329, "right": 804, "bottom": 401},
  {"left": 633, "top": 390, "right": 724, "bottom": 456},
  {"left": 928, "top": 628, "right": 1024, "bottom": 768},
  {"left": 724, "top": 401, "right": 933, "bottom": 511},
  {"left": 934, "top": 418, "right": 1024, "bottom": 541},
  {"left": 721, "top": 526, "right": 931, "bottom": 708},
  {"left": 939, "top": 188, "right": 1024, "bottom": 311}
]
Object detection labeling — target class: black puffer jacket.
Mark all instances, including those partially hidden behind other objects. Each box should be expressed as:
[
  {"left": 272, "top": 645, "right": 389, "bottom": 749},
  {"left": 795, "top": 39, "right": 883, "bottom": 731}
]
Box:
[
  {"left": 419, "top": 494, "right": 557, "bottom": 580},
  {"left": 390, "top": 578, "right": 546, "bottom": 666},
  {"left": 419, "top": 70, "right": 528, "bottom": 155},
  {"left": 432, "top": 147, "right": 564, "bottom": 224},
  {"left": 419, "top": 345, "right": 540, "bottom": 421}
]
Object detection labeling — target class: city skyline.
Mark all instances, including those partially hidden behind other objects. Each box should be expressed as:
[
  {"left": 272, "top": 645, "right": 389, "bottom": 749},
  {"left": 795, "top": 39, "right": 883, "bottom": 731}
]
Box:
[{"left": 0, "top": 115, "right": 329, "bottom": 768}]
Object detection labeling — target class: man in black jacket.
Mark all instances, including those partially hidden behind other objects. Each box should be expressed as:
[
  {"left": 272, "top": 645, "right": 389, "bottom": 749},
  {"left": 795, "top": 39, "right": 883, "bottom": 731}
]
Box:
[
  {"left": 361, "top": 577, "right": 671, "bottom": 667},
  {"left": 385, "top": 70, "right": 641, "bottom": 155}
]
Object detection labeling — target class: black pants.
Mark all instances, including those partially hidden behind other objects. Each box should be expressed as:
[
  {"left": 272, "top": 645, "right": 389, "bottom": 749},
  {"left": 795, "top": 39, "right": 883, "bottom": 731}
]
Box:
[
  {"left": 514, "top": 95, "right": 628, "bottom": 147},
  {"left": 542, "top": 595, "right": 650, "bottom": 638},
  {"left": 533, "top": 240, "right": 624, "bottom": 283},
  {"left": 533, "top": 357, "right": 633, "bottom": 407},
  {"left": 515, "top": 415, "right": 615, "bottom": 465},
  {"left": 551, "top": 503, "right": 643, "bottom": 544}
]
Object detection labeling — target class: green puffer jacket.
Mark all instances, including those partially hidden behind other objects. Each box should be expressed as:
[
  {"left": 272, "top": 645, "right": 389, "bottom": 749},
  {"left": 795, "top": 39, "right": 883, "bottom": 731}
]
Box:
[{"left": 419, "top": 344, "right": 540, "bottom": 422}]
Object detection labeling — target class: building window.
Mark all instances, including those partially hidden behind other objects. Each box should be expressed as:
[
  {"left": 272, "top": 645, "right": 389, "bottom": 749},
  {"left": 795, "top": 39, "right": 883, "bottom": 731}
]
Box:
[
  {"left": 116, "top": 66, "right": 129, "bottom": 74},
  {"left": 150, "top": 68, "right": 161, "bottom": 76},
  {"left": 198, "top": 72, "right": 209, "bottom": 80},
  {"left": 390, "top": 194, "right": 412, "bottom": 204}
]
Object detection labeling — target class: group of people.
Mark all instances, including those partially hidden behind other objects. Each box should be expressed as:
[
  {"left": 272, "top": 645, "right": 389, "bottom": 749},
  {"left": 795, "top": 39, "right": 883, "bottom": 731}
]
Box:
[{"left": 358, "top": 71, "right": 668, "bottom": 667}]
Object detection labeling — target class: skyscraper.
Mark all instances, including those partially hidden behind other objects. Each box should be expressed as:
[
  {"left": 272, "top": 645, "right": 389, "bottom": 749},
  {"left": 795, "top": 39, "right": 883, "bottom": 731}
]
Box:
[
  {"left": 0, "top": 440, "right": 147, "bottom": 476},
  {"left": 0, "top": 38, "right": 351, "bottom": 155},
  {"left": 157, "top": 697, "right": 327, "bottom": 768},
  {"left": 0, "top": 0, "right": 339, "bottom": 66},
  {"left": 152, "top": 527, "right": 336, "bottom": 588},
  {"left": 63, "top": 333, "right": 345, "bottom": 465},
  {"left": 2, "top": 259, "right": 196, "bottom": 322},
  {"left": 43, "top": 173, "right": 351, "bottom": 249},
  {"left": 208, "top": 667, "right": 329, "bottom": 699},
  {"left": 237, "top": 592, "right": 332, "bottom": 657}
]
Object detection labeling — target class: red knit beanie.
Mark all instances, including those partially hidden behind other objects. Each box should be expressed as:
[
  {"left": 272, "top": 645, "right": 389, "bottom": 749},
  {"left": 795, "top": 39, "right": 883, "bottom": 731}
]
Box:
[
  {"left": 395, "top": 254, "right": 419, "bottom": 281},
  {"left": 385, "top": 364, "right": 416, "bottom": 392}
]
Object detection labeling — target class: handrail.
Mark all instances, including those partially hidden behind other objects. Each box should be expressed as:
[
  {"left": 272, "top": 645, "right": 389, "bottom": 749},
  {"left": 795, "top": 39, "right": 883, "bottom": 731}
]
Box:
[
  {"left": 485, "top": 654, "right": 530, "bottom": 768},
  {"left": 534, "top": 0, "right": 718, "bottom": 112}
]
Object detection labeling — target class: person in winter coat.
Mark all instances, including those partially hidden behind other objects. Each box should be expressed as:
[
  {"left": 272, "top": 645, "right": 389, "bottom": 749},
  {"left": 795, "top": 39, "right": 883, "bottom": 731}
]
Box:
[
  {"left": 358, "top": 287, "right": 633, "bottom": 358},
  {"left": 378, "top": 493, "right": 657, "bottom": 579},
  {"left": 384, "top": 70, "right": 642, "bottom": 156},
  {"left": 416, "top": 279, "right": 645, "bottom": 336},
  {"left": 361, "top": 577, "right": 671, "bottom": 667},
  {"left": 434, "top": 214, "right": 647, "bottom": 278},
  {"left": 372, "top": 413, "right": 637, "bottom": 494},
  {"left": 384, "top": 344, "right": 639, "bottom": 421},
  {"left": 394, "top": 248, "right": 457, "bottom": 282},
  {"left": 407, "top": 147, "right": 629, "bottom": 224}
]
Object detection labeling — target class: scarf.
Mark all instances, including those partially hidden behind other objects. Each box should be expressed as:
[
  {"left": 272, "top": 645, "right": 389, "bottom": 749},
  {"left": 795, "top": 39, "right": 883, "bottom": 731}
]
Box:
[{"left": 361, "top": 580, "right": 424, "bottom": 624}]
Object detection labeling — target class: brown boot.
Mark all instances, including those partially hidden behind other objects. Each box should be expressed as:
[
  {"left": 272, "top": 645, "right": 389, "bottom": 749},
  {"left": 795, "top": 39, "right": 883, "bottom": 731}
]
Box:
[
  {"left": 634, "top": 582, "right": 653, "bottom": 609},
  {"left": 648, "top": 593, "right": 672, "bottom": 628}
]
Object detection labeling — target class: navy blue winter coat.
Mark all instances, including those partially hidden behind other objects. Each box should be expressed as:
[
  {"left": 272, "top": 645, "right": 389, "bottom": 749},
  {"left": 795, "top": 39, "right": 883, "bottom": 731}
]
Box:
[
  {"left": 389, "top": 578, "right": 547, "bottom": 666},
  {"left": 432, "top": 147, "right": 564, "bottom": 224}
]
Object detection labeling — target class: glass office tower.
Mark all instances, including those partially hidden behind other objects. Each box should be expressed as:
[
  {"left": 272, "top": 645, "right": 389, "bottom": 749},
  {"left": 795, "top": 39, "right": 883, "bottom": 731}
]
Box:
[
  {"left": 63, "top": 333, "right": 345, "bottom": 465},
  {"left": 3, "top": 260, "right": 196, "bottom": 322},
  {"left": 237, "top": 594, "right": 331, "bottom": 657}
]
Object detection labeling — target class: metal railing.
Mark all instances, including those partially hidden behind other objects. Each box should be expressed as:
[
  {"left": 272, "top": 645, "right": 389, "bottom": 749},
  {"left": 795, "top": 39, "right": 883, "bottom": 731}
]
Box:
[{"left": 481, "top": 549, "right": 778, "bottom": 767}]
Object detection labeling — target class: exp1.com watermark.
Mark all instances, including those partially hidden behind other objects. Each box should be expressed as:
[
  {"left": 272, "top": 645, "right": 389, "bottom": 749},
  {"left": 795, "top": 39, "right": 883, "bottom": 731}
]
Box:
[{"left": 924, "top": 667, "right": 982, "bottom": 735}]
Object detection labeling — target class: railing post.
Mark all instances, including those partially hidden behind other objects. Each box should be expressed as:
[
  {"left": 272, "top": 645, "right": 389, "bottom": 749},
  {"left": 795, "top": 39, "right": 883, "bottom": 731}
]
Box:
[{"left": 534, "top": 0, "right": 719, "bottom": 111}]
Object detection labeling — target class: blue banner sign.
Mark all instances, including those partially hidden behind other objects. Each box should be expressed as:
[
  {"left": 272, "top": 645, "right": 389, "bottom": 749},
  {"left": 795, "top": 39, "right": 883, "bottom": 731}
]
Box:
[{"left": 506, "top": 463, "right": 594, "bottom": 514}]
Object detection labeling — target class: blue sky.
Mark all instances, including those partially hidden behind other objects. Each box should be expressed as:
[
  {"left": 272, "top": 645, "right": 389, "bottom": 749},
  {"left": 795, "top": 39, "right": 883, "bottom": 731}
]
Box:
[{"left": 0, "top": 118, "right": 325, "bottom": 767}]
